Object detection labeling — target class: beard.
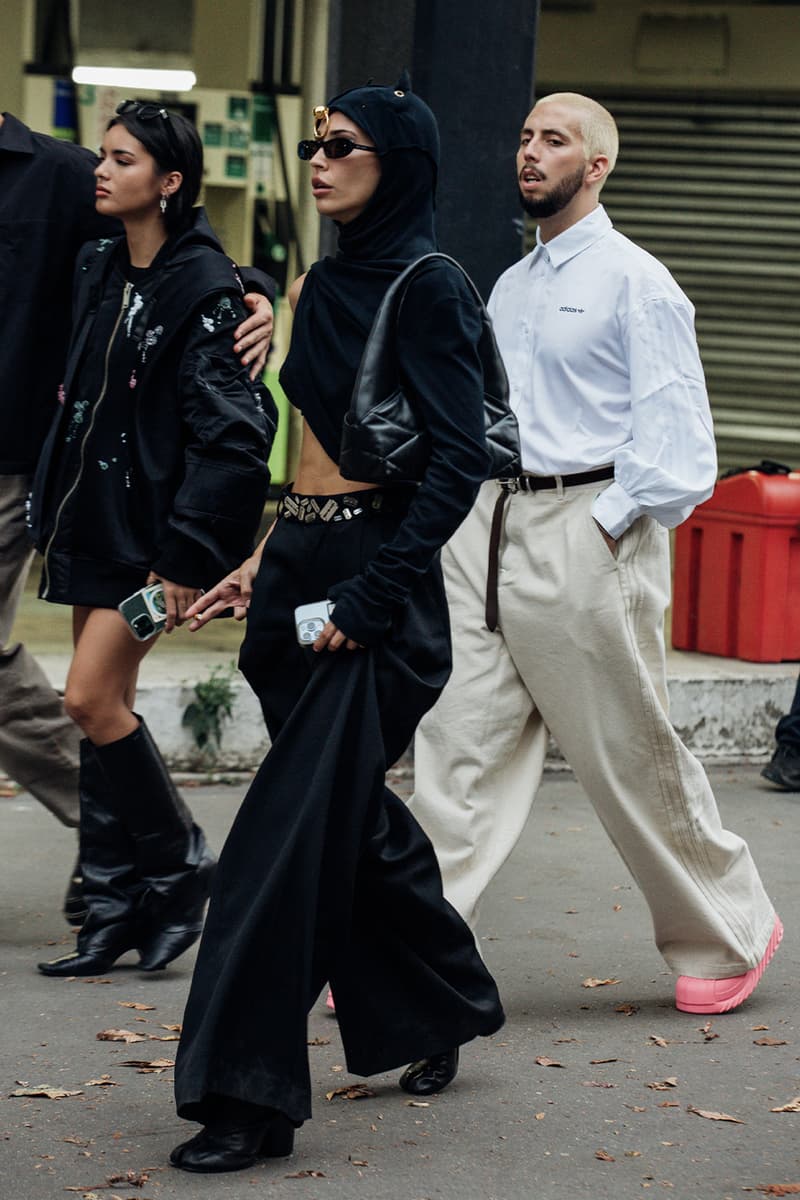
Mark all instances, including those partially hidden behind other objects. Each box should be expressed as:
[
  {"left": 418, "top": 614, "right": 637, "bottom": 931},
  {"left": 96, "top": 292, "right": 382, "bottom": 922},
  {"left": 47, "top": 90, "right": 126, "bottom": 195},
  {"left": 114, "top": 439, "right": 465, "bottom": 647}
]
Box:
[{"left": 518, "top": 162, "right": 587, "bottom": 218}]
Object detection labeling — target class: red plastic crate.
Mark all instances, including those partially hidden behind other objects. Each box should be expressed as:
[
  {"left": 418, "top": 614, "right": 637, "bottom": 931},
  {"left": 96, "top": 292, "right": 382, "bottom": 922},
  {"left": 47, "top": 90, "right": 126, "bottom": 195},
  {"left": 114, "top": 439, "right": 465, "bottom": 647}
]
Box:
[{"left": 672, "top": 469, "right": 800, "bottom": 662}]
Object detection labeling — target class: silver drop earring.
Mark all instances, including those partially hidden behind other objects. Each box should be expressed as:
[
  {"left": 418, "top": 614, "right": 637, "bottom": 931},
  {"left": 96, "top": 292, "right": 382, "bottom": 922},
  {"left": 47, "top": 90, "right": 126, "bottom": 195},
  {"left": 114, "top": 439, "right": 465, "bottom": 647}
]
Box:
[{"left": 160, "top": 194, "right": 168, "bottom": 215}]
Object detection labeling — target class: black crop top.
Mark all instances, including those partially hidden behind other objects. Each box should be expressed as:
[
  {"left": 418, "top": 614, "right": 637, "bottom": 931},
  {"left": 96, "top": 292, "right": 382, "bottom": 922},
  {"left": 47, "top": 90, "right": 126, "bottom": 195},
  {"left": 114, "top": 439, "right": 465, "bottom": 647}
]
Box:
[{"left": 283, "top": 259, "right": 491, "bottom": 646}]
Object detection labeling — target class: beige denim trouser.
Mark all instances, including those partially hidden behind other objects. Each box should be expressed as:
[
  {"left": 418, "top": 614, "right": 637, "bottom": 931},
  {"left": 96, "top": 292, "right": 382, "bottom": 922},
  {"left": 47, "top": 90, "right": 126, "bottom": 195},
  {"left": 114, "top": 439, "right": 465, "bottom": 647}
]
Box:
[
  {"left": 0, "top": 474, "right": 79, "bottom": 827},
  {"left": 411, "top": 479, "right": 776, "bottom": 979}
]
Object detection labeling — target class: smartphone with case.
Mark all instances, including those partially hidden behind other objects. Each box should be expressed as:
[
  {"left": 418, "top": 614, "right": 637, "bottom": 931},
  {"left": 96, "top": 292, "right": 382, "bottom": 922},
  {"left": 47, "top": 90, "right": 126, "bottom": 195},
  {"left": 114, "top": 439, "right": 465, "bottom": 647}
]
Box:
[
  {"left": 294, "top": 599, "right": 334, "bottom": 645},
  {"left": 118, "top": 582, "right": 168, "bottom": 641}
]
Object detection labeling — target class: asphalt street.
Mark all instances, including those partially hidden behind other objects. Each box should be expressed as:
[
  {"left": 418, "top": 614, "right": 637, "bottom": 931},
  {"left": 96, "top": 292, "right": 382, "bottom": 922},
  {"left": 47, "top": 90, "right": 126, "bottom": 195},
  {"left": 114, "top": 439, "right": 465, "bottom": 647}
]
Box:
[{"left": 1, "top": 764, "right": 798, "bottom": 1200}]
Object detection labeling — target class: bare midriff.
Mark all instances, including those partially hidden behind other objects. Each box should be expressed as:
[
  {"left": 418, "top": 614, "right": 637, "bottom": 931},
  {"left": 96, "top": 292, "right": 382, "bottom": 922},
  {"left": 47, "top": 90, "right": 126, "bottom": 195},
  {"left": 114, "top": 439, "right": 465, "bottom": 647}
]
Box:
[{"left": 293, "top": 418, "right": 381, "bottom": 496}]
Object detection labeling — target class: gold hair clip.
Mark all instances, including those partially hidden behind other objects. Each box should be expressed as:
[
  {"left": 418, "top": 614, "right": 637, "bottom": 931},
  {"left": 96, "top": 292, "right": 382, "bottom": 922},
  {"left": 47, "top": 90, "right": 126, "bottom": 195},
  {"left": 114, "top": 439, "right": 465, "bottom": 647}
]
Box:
[{"left": 313, "top": 105, "right": 330, "bottom": 138}]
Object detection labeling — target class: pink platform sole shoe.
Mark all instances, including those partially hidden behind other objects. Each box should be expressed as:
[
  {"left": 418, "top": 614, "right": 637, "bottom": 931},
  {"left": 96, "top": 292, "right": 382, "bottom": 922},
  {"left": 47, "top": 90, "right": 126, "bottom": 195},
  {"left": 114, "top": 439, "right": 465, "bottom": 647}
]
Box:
[
  {"left": 325, "top": 987, "right": 335, "bottom": 1012},
  {"left": 675, "top": 915, "right": 784, "bottom": 1014}
]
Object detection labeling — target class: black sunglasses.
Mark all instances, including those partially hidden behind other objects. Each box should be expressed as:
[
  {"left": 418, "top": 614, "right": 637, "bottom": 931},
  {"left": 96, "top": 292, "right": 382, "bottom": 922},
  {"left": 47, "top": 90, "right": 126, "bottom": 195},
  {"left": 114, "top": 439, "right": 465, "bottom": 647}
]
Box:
[
  {"left": 115, "top": 100, "right": 180, "bottom": 152},
  {"left": 297, "top": 137, "right": 378, "bottom": 161}
]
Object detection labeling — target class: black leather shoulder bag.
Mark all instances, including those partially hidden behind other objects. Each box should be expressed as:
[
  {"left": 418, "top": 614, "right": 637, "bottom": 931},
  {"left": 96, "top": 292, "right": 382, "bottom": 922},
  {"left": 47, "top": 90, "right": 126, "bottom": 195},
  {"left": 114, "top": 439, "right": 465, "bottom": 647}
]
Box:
[{"left": 339, "top": 252, "right": 521, "bottom": 485}]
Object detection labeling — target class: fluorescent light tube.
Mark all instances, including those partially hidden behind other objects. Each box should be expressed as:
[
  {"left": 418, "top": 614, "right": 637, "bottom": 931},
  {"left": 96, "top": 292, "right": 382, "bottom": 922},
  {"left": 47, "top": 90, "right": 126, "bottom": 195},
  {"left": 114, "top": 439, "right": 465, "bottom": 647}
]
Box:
[{"left": 72, "top": 67, "right": 197, "bottom": 91}]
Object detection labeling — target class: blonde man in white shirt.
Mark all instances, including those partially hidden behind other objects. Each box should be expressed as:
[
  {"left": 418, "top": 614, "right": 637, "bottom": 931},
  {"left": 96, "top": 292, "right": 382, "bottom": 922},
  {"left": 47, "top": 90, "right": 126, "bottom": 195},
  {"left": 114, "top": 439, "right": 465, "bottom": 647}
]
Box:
[{"left": 410, "top": 93, "right": 781, "bottom": 1016}]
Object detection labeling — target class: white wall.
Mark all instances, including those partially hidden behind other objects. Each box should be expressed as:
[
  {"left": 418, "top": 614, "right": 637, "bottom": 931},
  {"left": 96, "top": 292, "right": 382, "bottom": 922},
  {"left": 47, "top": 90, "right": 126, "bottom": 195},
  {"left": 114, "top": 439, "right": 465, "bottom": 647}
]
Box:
[{"left": 538, "top": 1, "right": 800, "bottom": 92}]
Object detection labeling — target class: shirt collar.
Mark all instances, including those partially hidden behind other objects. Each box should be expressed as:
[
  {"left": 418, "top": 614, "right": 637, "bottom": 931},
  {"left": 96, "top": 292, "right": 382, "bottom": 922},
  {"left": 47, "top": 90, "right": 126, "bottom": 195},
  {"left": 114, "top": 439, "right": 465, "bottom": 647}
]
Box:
[
  {"left": 532, "top": 205, "right": 613, "bottom": 269},
  {"left": 0, "top": 113, "right": 36, "bottom": 155}
]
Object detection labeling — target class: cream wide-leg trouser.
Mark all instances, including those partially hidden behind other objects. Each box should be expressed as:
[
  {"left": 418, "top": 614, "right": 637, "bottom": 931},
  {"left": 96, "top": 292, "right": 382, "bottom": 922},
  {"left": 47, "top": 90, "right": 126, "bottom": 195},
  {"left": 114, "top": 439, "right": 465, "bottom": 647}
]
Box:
[{"left": 410, "top": 479, "right": 776, "bottom": 980}]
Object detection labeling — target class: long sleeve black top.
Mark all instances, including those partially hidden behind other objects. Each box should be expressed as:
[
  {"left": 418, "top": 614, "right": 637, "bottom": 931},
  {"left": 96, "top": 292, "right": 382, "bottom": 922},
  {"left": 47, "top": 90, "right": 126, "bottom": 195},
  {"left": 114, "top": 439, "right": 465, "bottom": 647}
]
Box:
[{"left": 323, "top": 259, "right": 491, "bottom": 644}]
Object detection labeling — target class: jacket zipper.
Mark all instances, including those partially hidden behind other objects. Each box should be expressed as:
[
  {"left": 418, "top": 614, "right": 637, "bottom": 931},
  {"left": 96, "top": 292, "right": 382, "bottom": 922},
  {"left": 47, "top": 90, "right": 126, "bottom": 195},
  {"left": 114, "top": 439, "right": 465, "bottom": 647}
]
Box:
[{"left": 41, "top": 281, "right": 133, "bottom": 599}]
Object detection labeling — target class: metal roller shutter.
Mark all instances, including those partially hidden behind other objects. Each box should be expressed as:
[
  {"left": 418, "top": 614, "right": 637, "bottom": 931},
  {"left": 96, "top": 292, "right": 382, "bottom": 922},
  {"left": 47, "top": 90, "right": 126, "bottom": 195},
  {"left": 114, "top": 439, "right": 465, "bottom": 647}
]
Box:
[{"left": 538, "top": 92, "right": 800, "bottom": 472}]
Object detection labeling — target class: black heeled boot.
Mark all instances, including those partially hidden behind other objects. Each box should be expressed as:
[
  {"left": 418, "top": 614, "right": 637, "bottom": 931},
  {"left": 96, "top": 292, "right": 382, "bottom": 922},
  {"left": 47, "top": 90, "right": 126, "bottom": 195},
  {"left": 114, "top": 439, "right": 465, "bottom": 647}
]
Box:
[
  {"left": 170, "top": 1100, "right": 295, "bottom": 1173},
  {"left": 399, "top": 1047, "right": 459, "bottom": 1095},
  {"left": 39, "top": 741, "right": 143, "bottom": 977},
  {"left": 93, "top": 718, "right": 216, "bottom": 971}
]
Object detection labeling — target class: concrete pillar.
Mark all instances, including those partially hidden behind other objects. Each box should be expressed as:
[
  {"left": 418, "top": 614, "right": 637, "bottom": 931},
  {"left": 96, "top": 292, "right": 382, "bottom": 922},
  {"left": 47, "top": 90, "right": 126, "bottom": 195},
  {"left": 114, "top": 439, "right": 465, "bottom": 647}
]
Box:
[{"left": 324, "top": 0, "right": 539, "bottom": 296}]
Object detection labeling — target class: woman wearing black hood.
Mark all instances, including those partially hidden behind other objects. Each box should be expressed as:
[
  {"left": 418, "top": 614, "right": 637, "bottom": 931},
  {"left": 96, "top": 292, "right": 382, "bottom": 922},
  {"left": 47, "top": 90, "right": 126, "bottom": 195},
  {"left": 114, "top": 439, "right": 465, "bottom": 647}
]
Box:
[{"left": 170, "top": 79, "right": 505, "bottom": 1174}]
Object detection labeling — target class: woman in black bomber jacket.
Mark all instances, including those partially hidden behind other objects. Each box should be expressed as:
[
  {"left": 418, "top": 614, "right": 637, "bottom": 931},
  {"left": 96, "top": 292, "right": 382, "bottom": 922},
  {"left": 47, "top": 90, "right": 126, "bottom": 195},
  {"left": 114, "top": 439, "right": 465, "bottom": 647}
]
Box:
[
  {"left": 30, "top": 103, "right": 276, "bottom": 978},
  {"left": 168, "top": 80, "right": 504, "bottom": 1175}
]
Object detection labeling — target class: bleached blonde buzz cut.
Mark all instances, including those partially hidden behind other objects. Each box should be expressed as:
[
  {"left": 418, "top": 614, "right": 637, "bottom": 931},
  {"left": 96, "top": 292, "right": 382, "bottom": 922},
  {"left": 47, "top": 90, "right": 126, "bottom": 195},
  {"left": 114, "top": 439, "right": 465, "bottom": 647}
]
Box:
[{"left": 535, "top": 92, "right": 619, "bottom": 179}]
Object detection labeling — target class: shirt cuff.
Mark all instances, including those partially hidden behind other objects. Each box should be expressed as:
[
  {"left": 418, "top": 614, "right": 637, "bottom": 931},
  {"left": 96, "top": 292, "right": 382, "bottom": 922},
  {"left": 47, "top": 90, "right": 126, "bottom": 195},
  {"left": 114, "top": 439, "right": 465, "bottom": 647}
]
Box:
[{"left": 590, "top": 481, "right": 643, "bottom": 540}]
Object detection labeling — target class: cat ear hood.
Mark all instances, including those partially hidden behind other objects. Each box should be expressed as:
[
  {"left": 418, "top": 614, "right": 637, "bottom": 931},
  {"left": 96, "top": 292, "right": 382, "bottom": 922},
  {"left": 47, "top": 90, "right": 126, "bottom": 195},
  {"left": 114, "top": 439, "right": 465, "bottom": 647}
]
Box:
[
  {"left": 320, "top": 71, "right": 440, "bottom": 178},
  {"left": 279, "top": 72, "right": 440, "bottom": 449}
]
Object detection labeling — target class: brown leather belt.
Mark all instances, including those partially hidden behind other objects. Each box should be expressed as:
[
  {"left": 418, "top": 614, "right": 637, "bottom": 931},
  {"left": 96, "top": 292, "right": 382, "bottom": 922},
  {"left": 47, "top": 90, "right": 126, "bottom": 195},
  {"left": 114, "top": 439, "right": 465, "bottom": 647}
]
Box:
[{"left": 485, "top": 466, "right": 615, "bottom": 632}]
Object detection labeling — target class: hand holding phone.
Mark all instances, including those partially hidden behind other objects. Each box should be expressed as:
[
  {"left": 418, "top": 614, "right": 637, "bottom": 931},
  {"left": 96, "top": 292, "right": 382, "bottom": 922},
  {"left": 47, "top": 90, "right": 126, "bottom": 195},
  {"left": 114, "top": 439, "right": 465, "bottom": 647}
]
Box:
[
  {"left": 294, "top": 600, "right": 334, "bottom": 646},
  {"left": 118, "top": 583, "right": 168, "bottom": 641}
]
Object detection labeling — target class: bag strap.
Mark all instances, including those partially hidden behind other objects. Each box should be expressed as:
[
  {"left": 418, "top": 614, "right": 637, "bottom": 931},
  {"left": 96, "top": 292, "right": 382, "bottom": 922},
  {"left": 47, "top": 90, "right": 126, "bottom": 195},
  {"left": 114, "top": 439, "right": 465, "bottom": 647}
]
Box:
[{"left": 394, "top": 251, "right": 488, "bottom": 317}]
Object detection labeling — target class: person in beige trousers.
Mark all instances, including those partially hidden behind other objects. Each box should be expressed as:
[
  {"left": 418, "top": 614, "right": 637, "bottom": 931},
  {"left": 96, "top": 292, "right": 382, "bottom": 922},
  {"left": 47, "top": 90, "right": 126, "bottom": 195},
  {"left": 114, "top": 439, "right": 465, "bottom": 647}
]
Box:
[{"left": 410, "top": 93, "right": 782, "bottom": 1016}]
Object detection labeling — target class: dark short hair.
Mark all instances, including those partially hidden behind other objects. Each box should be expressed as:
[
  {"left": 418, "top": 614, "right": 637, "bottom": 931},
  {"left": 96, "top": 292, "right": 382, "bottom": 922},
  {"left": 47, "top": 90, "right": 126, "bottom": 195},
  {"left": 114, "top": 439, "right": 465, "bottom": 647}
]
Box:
[{"left": 107, "top": 108, "right": 203, "bottom": 233}]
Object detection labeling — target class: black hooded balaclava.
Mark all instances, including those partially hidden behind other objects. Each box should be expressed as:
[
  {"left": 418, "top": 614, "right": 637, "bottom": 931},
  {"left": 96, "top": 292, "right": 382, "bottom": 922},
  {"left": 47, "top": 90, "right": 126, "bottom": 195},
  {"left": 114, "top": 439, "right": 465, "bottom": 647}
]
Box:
[{"left": 279, "top": 76, "right": 441, "bottom": 463}]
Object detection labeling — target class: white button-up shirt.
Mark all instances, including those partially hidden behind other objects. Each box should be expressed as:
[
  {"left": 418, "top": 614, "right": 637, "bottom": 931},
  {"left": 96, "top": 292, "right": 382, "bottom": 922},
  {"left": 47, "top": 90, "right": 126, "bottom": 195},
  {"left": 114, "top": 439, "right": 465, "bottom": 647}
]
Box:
[{"left": 487, "top": 205, "right": 717, "bottom": 538}]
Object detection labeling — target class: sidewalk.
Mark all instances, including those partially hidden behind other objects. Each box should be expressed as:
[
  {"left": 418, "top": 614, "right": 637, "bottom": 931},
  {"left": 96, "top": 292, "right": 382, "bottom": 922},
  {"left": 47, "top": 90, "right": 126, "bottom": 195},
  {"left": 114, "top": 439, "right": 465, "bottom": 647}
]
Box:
[
  {"left": 1, "top": 763, "right": 797, "bottom": 1200},
  {"left": 18, "top": 646, "right": 800, "bottom": 770}
]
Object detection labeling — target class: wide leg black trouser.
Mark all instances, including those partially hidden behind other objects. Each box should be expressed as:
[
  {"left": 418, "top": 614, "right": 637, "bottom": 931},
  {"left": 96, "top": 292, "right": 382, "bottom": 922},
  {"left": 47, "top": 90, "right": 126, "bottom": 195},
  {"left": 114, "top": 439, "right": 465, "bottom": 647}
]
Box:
[{"left": 174, "top": 504, "right": 504, "bottom": 1126}]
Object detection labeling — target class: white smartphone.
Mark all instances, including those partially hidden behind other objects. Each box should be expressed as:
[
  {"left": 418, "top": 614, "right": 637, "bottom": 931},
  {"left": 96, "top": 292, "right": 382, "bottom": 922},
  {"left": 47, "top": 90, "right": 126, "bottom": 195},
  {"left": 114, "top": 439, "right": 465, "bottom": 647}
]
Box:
[
  {"left": 118, "top": 583, "right": 168, "bottom": 641},
  {"left": 294, "top": 599, "right": 334, "bottom": 645}
]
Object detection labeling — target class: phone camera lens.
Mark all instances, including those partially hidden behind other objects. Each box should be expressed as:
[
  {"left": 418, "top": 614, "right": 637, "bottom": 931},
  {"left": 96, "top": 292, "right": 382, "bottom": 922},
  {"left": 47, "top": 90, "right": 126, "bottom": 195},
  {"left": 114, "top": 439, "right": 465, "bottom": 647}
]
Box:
[{"left": 133, "top": 615, "right": 155, "bottom": 637}]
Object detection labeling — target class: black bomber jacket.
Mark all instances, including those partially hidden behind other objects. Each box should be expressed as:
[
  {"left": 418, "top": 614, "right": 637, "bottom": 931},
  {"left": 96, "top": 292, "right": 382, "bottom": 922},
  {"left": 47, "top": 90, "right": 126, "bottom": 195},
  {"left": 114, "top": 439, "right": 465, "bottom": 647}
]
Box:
[{"left": 29, "top": 209, "right": 277, "bottom": 597}]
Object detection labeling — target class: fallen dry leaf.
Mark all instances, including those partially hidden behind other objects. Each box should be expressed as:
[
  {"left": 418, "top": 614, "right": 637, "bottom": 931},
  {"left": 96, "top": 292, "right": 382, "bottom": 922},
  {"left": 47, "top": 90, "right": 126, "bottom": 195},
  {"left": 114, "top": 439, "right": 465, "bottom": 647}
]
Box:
[
  {"left": 106, "top": 1170, "right": 149, "bottom": 1186},
  {"left": 582, "top": 1081, "right": 616, "bottom": 1088},
  {"left": 96, "top": 1030, "right": 147, "bottom": 1044},
  {"left": 646, "top": 1077, "right": 678, "bottom": 1090},
  {"left": 754, "top": 1038, "right": 788, "bottom": 1047},
  {"left": 285, "top": 1170, "right": 326, "bottom": 1179},
  {"left": 590, "top": 1057, "right": 618, "bottom": 1064},
  {"left": 308, "top": 1037, "right": 330, "bottom": 1046},
  {"left": 349, "top": 1159, "right": 368, "bottom": 1167},
  {"left": 160, "top": 1024, "right": 181, "bottom": 1032},
  {"left": 118, "top": 1059, "right": 174, "bottom": 1073},
  {"left": 63, "top": 1137, "right": 90, "bottom": 1147},
  {"left": 625, "top": 1150, "right": 642, "bottom": 1157},
  {"left": 146, "top": 1034, "right": 179, "bottom": 1042},
  {"left": 325, "top": 1084, "right": 375, "bottom": 1102},
  {"left": 752, "top": 1025, "right": 770, "bottom": 1032},
  {"left": 535, "top": 1056, "right": 564, "bottom": 1068},
  {"left": 687, "top": 1105, "right": 744, "bottom": 1123},
  {"left": 770, "top": 1097, "right": 800, "bottom": 1113},
  {"left": 535, "top": 1112, "right": 545, "bottom": 1120},
  {"left": 405, "top": 1100, "right": 430, "bottom": 1108},
  {"left": 615, "top": 1003, "right": 639, "bottom": 1015},
  {"left": 582, "top": 977, "right": 621, "bottom": 988},
  {"left": 595, "top": 1149, "right": 615, "bottom": 1162},
  {"left": 625, "top": 1105, "right": 647, "bottom": 1112},
  {"left": 658, "top": 1101, "right": 680, "bottom": 1108},
  {"left": 613, "top": 904, "right": 622, "bottom": 912},
  {"left": 699, "top": 1021, "right": 719, "bottom": 1042},
  {"left": 117, "top": 1002, "right": 155, "bottom": 1012},
  {"left": 750, "top": 1186, "right": 800, "bottom": 1196},
  {"left": 84, "top": 1077, "right": 118, "bottom": 1088},
  {"left": 649, "top": 1035, "right": 669, "bottom": 1047},
  {"left": 10, "top": 1086, "right": 82, "bottom": 1099}
]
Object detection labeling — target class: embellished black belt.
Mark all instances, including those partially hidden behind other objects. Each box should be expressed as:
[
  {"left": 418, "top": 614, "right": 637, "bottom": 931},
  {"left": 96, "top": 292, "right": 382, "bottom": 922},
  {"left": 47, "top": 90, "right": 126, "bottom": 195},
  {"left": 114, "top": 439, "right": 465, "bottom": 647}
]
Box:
[
  {"left": 277, "top": 487, "right": 403, "bottom": 525},
  {"left": 486, "top": 466, "right": 615, "bottom": 631}
]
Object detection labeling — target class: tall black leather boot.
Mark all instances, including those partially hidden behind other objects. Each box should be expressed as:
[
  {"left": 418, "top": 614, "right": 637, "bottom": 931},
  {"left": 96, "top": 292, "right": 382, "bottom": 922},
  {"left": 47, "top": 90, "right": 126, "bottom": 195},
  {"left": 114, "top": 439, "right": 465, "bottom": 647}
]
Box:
[
  {"left": 92, "top": 718, "right": 216, "bottom": 971},
  {"left": 39, "top": 740, "right": 142, "bottom": 976}
]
